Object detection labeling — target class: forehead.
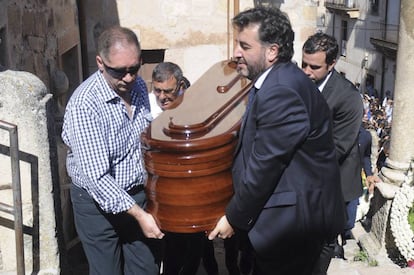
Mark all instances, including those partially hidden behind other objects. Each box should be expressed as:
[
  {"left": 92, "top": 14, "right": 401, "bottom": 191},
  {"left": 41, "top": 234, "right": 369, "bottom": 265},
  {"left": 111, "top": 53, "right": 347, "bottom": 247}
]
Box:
[
  {"left": 302, "top": 51, "right": 326, "bottom": 65},
  {"left": 107, "top": 43, "right": 140, "bottom": 65},
  {"left": 153, "top": 76, "right": 177, "bottom": 88},
  {"left": 237, "top": 24, "right": 261, "bottom": 43}
]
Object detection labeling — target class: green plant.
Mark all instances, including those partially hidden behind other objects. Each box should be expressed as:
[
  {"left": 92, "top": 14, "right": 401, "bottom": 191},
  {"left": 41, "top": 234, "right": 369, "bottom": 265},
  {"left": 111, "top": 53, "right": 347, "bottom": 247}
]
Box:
[
  {"left": 408, "top": 203, "right": 414, "bottom": 232},
  {"left": 353, "top": 250, "right": 378, "bottom": 267}
]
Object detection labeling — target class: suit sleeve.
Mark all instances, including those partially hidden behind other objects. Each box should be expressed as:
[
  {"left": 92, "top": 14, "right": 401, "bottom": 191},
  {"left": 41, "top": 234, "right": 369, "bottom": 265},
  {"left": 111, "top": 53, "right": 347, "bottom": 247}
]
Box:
[
  {"left": 362, "top": 131, "right": 373, "bottom": 176},
  {"left": 226, "top": 84, "right": 310, "bottom": 231},
  {"left": 332, "top": 86, "right": 363, "bottom": 164}
]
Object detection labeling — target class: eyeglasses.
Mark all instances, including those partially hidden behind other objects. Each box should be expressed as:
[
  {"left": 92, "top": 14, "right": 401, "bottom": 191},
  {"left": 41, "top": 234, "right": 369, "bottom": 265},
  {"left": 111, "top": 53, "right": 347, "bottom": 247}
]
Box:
[
  {"left": 301, "top": 62, "right": 322, "bottom": 70},
  {"left": 153, "top": 79, "right": 182, "bottom": 95},
  {"left": 102, "top": 61, "right": 141, "bottom": 79}
]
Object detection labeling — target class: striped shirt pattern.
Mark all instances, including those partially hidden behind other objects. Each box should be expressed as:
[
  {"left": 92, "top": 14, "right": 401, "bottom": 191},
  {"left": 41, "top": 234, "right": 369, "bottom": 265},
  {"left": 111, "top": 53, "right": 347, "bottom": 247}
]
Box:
[{"left": 62, "top": 71, "right": 151, "bottom": 214}]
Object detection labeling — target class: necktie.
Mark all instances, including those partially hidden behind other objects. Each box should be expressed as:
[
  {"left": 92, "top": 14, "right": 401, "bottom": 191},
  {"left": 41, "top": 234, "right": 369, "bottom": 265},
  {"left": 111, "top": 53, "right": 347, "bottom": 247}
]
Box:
[
  {"left": 240, "top": 85, "right": 257, "bottom": 129},
  {"left": 245, "top": 85, "right": 257, "bottom": 115},
  {"left": 235, "top": 85, "right": 257, "bottom": 154}
]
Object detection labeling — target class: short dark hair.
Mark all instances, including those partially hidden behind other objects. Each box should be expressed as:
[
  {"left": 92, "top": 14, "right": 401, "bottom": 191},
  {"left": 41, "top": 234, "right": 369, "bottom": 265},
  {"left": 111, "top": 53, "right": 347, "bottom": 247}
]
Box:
[
  {"left": 302, "top": 32, "right": 338, "bottom": 65},
  {"left": 152, "top": 62, "right": 184, "bottom": 85},
  {"left": 97, "top": 26, "right": 141, "bottom": 61},
  {"left": 232, "top": 7, "right": 295, "bottom": 62}
]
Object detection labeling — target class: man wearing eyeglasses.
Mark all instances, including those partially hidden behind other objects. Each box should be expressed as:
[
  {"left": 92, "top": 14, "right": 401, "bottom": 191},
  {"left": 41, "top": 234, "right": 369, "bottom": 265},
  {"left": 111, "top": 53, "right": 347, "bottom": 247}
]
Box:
[
  {"left": 302, "top": 33, "right": 364, "bottom": 275},
  {"left": 148, "top": 62, "right": 206, "bottom": 275},
  {"left": 149, "top": 62, "right": 190, "bottom": 119},
  {"left": 62, "top": 26, "right": 164, "bottom": 275}
]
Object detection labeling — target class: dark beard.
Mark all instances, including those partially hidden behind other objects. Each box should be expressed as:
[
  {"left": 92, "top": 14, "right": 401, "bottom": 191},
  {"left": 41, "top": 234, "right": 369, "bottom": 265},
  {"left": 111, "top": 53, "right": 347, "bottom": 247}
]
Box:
[
  {"left": 247, "top": 63, "right": 266, "bottom": 81},
  {"left": 247, "top": 52, "right": 268, "bottom": 80}
]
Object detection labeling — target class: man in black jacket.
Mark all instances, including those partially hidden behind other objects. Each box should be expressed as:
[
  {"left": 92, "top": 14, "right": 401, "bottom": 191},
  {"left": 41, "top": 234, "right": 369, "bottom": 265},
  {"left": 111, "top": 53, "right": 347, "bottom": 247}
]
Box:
[
  {"left": 302, "top": 32, "right": 364, "bottom": 274},
  {"left": 209, "top": 8, "right": 346, "bottom": 275}
]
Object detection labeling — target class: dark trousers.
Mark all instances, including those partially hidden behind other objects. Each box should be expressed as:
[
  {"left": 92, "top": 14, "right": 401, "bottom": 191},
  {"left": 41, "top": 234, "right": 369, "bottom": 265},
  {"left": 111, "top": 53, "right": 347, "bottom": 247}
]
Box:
[
  {"left": 313, "top": 199, "right": 356, "bottom": 275},
  {"left": 202, "top": 239, "right": 219, "bottom": 275},
  {"left": 252, "top": 238, "right": 324, "bottom": 275},
  {"left": 311, "top": 239, "right": 336, "bottom": 275},
  {"left": 344, "top": 198, "right": 359, "bottom": 239},
  {"left": 71, "top": 185, "right": 162, "bottom": 275},
  {"left": 163, "top": 232, "right": 205, "bottom": 275},
  {"left": 202, "top": 236, "right": 241, "bottom": 275}
]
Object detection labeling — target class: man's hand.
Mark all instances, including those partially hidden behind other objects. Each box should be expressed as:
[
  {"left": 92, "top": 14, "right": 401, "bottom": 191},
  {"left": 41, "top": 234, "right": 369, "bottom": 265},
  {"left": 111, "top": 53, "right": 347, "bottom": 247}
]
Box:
[
  {"left": 127, "top": 204, "right": 164, "bottom": 239},
  {"left": 366, "top": 175, "right": 381, "bottom": 194},
  {"left": 208, "top": 215, "right": 234, "bottom": 240}
]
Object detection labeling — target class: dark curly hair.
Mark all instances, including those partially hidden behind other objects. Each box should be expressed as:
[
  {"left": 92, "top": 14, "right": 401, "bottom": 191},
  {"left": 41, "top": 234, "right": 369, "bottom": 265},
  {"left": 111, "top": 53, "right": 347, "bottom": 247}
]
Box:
[
  {"left": 232, "top": 7, "right": 295, "bottom": 62},
  {"left": 302, "top": 32, "right": 338, "bottom": 65}
]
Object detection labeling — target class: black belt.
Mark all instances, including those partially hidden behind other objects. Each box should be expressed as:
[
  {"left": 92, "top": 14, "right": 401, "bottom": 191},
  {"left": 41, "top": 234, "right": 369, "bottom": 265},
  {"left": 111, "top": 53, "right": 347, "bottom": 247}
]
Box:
[{"left": 127, "top": 184, "right": 145, "bottom": 195}]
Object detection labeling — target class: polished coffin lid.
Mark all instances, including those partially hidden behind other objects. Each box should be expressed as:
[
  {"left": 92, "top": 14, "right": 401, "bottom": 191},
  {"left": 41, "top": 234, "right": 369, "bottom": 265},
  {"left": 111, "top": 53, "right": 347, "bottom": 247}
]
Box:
[{"left": 142, "top": 60, "right": 251, "bottom": 233}]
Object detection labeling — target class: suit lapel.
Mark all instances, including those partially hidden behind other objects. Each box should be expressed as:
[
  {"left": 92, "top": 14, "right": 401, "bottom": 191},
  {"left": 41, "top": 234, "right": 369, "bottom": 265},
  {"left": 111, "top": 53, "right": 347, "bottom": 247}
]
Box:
[
  {"left": 320, "top": 70, "right": 338, "bottom": 99},
  {"left": 234, "top": 86, "right": 257, "bottom": 156}
]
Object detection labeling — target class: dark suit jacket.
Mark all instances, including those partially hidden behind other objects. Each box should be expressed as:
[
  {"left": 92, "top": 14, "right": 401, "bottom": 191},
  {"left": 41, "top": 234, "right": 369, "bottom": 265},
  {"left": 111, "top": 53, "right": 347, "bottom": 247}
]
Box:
[
  {"left": 227, "top": 62, "right": 346, "bottom": 257},
  {"left": 321, "top": 70, "right": 364, "bottom": 202},
  {"left": 359, "top": 125, "right": 373, "bottom": 177}
]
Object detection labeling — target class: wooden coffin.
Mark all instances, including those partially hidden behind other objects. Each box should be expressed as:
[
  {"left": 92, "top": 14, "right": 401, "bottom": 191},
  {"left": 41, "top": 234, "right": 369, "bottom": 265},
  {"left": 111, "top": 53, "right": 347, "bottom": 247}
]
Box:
[{"left": 142, "top": 60, "right": 251, "bottom": 233}]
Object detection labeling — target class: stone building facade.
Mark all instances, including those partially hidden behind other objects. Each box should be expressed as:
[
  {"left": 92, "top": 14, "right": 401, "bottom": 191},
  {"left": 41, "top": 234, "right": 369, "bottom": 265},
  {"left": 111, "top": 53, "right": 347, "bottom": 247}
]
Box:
[{"left": 0, "top": 0, "right": 336, "bottom": 273}]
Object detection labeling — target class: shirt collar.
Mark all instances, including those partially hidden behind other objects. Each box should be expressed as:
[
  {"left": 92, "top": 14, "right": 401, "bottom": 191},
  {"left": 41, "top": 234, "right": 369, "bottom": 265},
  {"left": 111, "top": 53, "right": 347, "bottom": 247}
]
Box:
[
  {"left": 96, "top": 71, "right": 123, "bottom": 103},
  {"left": 317, "top": 70, "right": 333, "bottom": 92},
  {"left": 254, "top": 66, "right": 273, "bottom": 90}
]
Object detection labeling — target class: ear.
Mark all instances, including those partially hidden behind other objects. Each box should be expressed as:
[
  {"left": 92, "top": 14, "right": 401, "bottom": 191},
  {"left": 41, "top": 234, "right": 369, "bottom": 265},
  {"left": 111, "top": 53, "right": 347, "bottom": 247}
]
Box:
[
  {"left": 96, "top": 56, "right": 104, "bottom": 72},
  {"left": 328, "top": 59, "right": 336, "bottom": 71},
  {"left": 267, "top": 44, "right": 279, "bottom": 63},
  {"left": 180, "top": 76, "right": 191, "bottom": 89},
  {"left": 178, "top": 80, "right": 185, "bottom": 90}
]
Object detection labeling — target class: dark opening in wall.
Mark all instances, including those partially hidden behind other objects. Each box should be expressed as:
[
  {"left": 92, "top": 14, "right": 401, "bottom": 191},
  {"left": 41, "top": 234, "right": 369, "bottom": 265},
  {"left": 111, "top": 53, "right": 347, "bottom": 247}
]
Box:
[
  {"left": 139, "top": 49, "right": 165, "bottom": 92},
  {"left": 0, "top": 27, "right": 7, "bottom": 71},
  {"left": 61, "top": 45, "right": 82, "bottom": 100},
  {"left": 141, "top": 49, "right": 165, "bottom": 64}
]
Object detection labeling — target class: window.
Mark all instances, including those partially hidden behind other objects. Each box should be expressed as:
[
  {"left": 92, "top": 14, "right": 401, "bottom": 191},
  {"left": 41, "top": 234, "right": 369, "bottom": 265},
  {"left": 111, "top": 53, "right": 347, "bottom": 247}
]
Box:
[
  {"left": 371, "top": 0, "right": 379, "bottom": 15},
  {"left": 341, "top": 20, "right": 348, "bottom": 56},
  {"left": 0, "top": 27, "right": 7, "bottom": 68}
]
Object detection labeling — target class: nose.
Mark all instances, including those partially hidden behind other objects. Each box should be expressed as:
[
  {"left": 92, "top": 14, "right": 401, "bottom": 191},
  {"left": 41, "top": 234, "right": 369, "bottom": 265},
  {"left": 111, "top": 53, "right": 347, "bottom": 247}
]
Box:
[
  {"left": 233, "top": 44, "right": 242, "bottom": 58},
  {"left": 158, "top": 92, "right": 168, "bottom": 100},
  {"left": 301, "top": 65, "right": 311, "bottom": 76},
  {"left": 122, "top": 72, "right": 136, "bottom": 82}
]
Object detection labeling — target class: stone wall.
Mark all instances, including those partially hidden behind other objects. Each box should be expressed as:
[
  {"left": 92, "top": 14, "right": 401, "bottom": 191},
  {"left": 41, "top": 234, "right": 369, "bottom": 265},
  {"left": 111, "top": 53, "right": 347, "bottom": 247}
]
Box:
[
  {"left": 0, "top": 70, "right": 59, "bottom": 274},
  {"left": 0, "top": 1, "right": 320, "bottom": 273}
]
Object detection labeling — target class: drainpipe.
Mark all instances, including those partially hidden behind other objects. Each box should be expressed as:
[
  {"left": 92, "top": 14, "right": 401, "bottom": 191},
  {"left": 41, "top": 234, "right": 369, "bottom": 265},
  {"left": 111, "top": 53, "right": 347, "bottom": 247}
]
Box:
[
  {"left": 379, "top": 0, "right": 389, "bottom": 101},
  {"left": 228, "top": 0, "right": 240, "bottom": 60}
]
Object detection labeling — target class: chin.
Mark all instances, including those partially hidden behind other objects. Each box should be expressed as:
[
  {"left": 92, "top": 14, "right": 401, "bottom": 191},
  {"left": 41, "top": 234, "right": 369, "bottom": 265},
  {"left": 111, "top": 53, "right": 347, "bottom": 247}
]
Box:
[
  {"left": 117, "top": 86, "right": 130, "bottom": 94},
  {"left": 162, "top": 104, "right": 172, "bottom": 110},
  {"left": 237, "top": 68, "right": 248, "bottom": 78}
]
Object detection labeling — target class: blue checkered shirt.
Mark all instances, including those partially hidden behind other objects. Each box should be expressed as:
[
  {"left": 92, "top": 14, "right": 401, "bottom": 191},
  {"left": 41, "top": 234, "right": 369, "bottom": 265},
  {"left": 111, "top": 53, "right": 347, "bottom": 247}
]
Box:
[{"left": 62, "top": 71, "right": 151, "bottom": 214}]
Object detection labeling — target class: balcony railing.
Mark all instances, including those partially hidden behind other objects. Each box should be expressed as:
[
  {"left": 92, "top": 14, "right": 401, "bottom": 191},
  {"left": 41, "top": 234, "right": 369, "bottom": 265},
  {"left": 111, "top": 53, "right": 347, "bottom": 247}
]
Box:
[
  {"left": 325, "top": 0, "right": 360, "bottom": 18},
  {"left": 325, "top": 0, "right": 356, "bottom": 8}
]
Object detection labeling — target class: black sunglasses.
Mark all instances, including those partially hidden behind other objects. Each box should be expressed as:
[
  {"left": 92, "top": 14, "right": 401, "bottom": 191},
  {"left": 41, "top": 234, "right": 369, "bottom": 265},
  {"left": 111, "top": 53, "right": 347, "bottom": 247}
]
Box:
[
  {"left": 301, "top": 62, "right": 322, "bottom": 70},
  {"left": 103, "top": 61, "right": 141, "bottom": 79}
]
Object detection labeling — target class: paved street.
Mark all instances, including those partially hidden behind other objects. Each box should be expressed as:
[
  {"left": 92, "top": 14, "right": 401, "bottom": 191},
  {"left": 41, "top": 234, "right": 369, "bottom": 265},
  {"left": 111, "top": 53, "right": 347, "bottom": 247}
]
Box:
[
  {"left": 197, "top": 222, "right": 414, "bottom": 275},
  {"left": 2, "top": 221, "right": 413, "bottom": 274}
]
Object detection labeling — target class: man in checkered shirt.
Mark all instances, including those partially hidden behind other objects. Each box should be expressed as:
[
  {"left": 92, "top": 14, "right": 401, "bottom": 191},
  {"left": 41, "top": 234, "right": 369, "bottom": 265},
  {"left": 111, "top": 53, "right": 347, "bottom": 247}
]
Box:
[{"left": 62, "top": 26, "right": 164, "bottom": 275}]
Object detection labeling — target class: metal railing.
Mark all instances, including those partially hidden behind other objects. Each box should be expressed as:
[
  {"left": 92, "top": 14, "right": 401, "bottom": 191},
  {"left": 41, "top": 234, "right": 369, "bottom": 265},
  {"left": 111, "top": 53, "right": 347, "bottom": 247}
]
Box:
[
  {"left": 0, "top": 120, "right": 25, "bottom": 275},
  {"left": 325, "top": 0, "right": 356, "bottom": 8}
]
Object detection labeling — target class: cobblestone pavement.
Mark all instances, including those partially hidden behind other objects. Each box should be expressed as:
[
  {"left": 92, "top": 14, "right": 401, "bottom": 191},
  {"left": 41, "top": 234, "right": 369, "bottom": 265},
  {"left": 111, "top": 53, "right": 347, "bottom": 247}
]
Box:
[
  {"left": 197, "top": 222, "right": 414, "bottom": 275},
  {"left": 2, "top": 222, "right": 414, "bottom": 274}
]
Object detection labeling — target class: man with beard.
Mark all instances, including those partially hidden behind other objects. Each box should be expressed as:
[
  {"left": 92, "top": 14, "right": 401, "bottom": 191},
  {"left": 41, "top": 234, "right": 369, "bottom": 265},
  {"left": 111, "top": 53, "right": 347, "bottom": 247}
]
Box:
[{"left": 208, "top": 7, "right": 346, "bottom": 275}]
